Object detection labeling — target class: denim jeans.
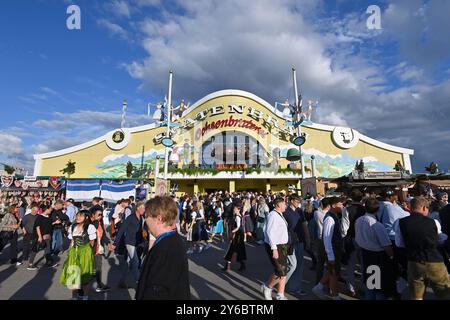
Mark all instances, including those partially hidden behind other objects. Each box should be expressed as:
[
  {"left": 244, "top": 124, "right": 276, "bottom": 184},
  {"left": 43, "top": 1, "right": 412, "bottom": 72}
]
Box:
[
  {"left": 345, "top": 239, "right": 361, "bottom": 293},
  {"left": 286, "top": 242, "right": 305, "bottom": 292},
  {"left": 119, "top": 244, "right": 140, "bottom": 284},
  {"left": 286, "top": 251, "right": 297, "bottom": 285},
  {"left": 365, "top": 288, "right": 387, "bottom": 300},
  {"left": 52, "top": 229, "right": 63, "bottom": 253},
  {"left": 313, "top": 239, "right": 326, "bottom": 284}
]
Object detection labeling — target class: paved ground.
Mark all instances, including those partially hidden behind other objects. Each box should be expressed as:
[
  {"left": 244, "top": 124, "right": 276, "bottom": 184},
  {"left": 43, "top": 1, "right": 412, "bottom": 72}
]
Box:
[{"left": 0, "top": 231, "right": 432, "bottom": 300}]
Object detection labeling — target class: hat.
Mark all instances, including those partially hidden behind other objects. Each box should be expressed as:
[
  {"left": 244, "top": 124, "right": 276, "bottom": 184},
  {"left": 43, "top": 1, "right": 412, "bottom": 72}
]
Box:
[{"left": 66, "top": 198, "right": 75, "bottom": 204}]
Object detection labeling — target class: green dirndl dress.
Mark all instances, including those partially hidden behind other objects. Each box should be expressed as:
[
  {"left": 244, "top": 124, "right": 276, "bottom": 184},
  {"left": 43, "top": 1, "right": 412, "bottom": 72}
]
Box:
[{"left": 60, "top": 227, "right": 95, "bottom": 289}]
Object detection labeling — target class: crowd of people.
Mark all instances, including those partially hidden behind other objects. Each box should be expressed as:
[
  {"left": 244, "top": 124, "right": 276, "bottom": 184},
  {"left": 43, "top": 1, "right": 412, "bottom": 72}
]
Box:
[
  {"left": 259, "top": 190, "right": 450, "bottom": 300},
  {"left": 1, "top": 188, "right": 450, "bottom": 300}
]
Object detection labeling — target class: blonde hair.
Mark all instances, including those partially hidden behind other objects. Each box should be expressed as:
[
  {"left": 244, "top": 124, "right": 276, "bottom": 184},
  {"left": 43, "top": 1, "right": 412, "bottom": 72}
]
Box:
[
  {"left": 410, "top": 196, "right": 429, "bottom": 211},
  {"left": 145, "top": 196, "right": 178, "bottom": 226},
  {"left": 198, "top": 200, "right": 204, "bottom": 212},
  {"left": 243, "top": 199, "right": 251, "bottom": 214}
]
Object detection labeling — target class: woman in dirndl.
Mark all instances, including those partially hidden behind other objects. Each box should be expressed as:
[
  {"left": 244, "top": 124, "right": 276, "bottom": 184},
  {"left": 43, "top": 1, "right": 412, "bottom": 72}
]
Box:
[
  {"left": 242, "top": 199, "right": 254, "bottom": 242},
  {"left": 208, "top": 200, "right": 224, "bottom": 243},
  {"left": 223, "top": 201, "right": 247, "bottom": 272},
  {"left": 60, "top": 210, "right": 97, "bottom": 300},
  {"left": 191, "top": 201, "right": 210, "bottom": 253}
]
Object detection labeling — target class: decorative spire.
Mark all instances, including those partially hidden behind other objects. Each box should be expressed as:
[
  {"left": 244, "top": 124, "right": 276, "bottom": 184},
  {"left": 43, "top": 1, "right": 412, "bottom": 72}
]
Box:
[{"left": 121, "top": 99, "right": 127, "bottom": 128}]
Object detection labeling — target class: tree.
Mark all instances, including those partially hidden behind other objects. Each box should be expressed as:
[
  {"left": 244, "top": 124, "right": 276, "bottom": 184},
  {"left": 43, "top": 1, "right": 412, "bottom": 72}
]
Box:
[
  {"left": 425, "top": 162, "right": 439, "bottom": 174},
  {"left": 3, "top": 164, "right": 15, "bottom": 175},
  {"left": 60, "top": 160, "right": 76, "bottom": 178},
  {"left": 357, "top": 160, "right": 365, "bottom": 173},
  {"left": 126, "top": 161, "right": 134, "bottom": 178},
  {"left": 394, "top": 160, "right": 404, "bottom": 172}
]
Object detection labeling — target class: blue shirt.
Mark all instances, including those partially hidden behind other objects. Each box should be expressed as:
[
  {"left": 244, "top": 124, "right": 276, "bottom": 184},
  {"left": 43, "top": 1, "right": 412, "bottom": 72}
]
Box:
[
  {"left": 66, "top": 205, "right": 78, "bottom": 222},
  {"left": 377, "top": 201, "right": 409, "bottom": 241},
  {"left": 355, "top": 214, "right": 391, "bottom": 252},
  {"left": 283, "top": 206, "right": 305, "bottom": 243},
  {"left": 124, "top": 207, "right": 132, "bottom": 219},
  {"left": 114, "top": 214, "right": 144, "bottom": 247}
]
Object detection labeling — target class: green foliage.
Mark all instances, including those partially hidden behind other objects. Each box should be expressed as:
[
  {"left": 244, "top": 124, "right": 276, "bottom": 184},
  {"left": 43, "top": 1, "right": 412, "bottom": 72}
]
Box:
[
  {"left": 4, "top": 165, "right": 15, "bottom": 175},
  {"left": 394, "top": 160, "right": 404, "bottom": 172},
  {"left": 60, "top": 160, "right": 76, "bottom": 178},
  {"left": 425, "top": 162, "right": 439, "bottom": 174},
  {"left": 126, "top": 161, "right": 134, "bottom": 178},
  {"left": 168, "top": 167, "right": 302, "bottom": 176}
]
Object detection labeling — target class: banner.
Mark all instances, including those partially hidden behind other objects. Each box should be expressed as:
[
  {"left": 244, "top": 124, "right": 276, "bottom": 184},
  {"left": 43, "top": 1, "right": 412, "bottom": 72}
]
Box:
[
  {"left": 1, "top": 176, "right": 63, "bottom": 190},
  {"left": 1, "top": 176, "right": 14, "bottom": 188},
  {"left": 101, "top": 180, "right": 136, "bottom": 203},
  {"left": 156, "top": 179, "right": 169, "bottom": 196},
  {"left": 66, "top": 179, "right": 101, "bottom": 202}
]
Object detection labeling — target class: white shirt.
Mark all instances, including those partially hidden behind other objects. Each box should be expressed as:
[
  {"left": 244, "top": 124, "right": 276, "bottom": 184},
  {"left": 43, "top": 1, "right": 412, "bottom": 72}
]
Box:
[
  {"left": 395, "top": 217, "right": 448, "bottom": 248},
  {"left": 112, "top": 204, "right": 124, "bottom": 224},
  {"left": 314, "top": 208, "right": 327, "bottom": 240},
  {"left": 323, "top": 215, "right": 336, "bottom": 261},
  {"left": 235, "top": 216, "right": 242, "bottom": 230},
  {"left": 264, "top": 210, "right": 289, "bottom": 250},
  {"left": 355, "top": 214, "right": 391, "bottom": 252},
  {"left": 124, "top": 207, "right": 132, "bottom": 219},
  {"left": 68, "top": 224, "right": 97, "bottom": 241},
  {"left": 340, "top": 206, "right": 350, "bottom": 238}
]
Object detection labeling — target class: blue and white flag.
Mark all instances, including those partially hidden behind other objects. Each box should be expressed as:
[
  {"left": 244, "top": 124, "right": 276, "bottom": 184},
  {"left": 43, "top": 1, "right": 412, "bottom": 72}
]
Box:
[
  {"left": 101, "top": 180, "right": 136, "bottom": 203},
  {"left": 66, "top": 179, "right": 101, "bottom": 202}
]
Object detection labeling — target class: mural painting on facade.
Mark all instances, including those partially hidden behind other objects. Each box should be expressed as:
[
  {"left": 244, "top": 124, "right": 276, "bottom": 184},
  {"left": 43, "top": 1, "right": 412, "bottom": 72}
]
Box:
[
  {"left": 93, "top": 149, "right": 165, "bottom": 178},
  {"left": 274, "top": 145, "right": 393, "bottom": 178}
]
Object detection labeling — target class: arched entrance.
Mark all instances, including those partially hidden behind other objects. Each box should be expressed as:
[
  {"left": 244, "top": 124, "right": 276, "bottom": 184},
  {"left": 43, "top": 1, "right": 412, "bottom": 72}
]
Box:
[{"left": 200, "top": 132, "right": 269, "bottom": 168}]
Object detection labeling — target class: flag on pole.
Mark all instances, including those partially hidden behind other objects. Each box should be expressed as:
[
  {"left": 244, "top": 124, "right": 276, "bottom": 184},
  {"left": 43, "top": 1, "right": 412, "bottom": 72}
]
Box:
[
  {"left": 101, "top": 180, "right": 136, "bottom": 202},
  {"left": 66, "top": 179, "right": 101, "bottom": 202}
]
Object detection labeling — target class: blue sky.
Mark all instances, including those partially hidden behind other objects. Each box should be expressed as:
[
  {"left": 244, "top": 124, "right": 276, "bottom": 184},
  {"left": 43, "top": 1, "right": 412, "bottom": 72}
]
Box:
[{"left": 1, "top": 0, "right": 449, "bottom": 174}]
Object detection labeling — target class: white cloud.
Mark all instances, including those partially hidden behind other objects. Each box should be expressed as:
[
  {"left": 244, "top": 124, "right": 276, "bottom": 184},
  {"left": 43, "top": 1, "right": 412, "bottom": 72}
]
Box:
[
  {"left": 134, "top": 0, "right": 161, "bottom": 7},
  {"left": 362, "top": 156, "right": 379, "bottom": 163},
  {"left": 30, "top": 109, "right": 153, "bottom": 159},
  {"left": 0, "top": 132, "right": 23, "bottom": 156},
  {"left": 388, "top": 62, "right": 424, "bottom": 82},
  {"left": 106, "top": 0, "right": 131, "bottom": 18},
  {"left": 383, "top": 0, "right": 450, "bottom": 68},
  {"left": 98, "top": 19, "right": 129, "bottom": 40},
  {"left": 103, "top": 154, "right": 125, "bottom": 163},
  {"left": 8, "top": 0, "right": 450, "bottom": 173},
  {"left": 119, "top": 0, "right": 450, "bottom": 172}
]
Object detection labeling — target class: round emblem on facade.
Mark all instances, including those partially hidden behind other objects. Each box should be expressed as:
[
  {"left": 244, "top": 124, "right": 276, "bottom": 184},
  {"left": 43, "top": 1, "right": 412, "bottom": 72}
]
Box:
[
  {"left": 112, "top": 130, "right": 125, "bottom": 143},
  {"left": 106, "top": 129, "right": 130, "bottom": 150},
  {"left": 332, "top": 126, "right": 360, "bottom": 149}
]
